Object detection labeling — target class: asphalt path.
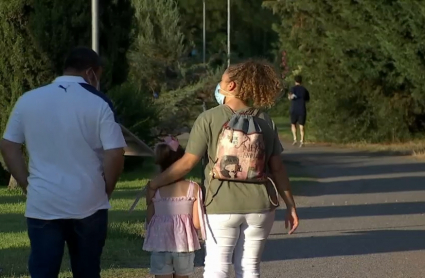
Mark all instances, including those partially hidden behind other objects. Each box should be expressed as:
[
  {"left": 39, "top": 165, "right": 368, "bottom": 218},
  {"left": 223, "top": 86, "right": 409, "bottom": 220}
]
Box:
[{"left": 192, "top": 143, "right": 425, "bottom": 278}]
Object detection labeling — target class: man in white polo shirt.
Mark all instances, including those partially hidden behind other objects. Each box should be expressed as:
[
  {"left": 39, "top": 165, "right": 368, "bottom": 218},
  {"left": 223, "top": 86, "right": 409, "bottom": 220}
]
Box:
[{"left": 0, "top": 47, "right": 126, "bottom": 278}]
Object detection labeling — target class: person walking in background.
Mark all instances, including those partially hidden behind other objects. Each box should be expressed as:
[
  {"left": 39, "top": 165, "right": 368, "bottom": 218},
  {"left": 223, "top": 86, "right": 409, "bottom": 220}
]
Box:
[
  {"left": 148, "top": 60, "right": 299, "bottom": 278},
  {"left": 0, "top": 47, "right": 126, "bottom": 278},
  {"left": 288, "top": 75, "right": 310, "bottom": 147},
  {"left": 143, "top": 136, "right": 205, "bottom": 278}
]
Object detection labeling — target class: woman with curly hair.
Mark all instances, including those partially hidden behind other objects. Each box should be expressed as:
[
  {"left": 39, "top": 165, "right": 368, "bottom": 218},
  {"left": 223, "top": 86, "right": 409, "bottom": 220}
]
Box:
[{"left": 149, "top": 59, "right": 299, "bottom": 277}]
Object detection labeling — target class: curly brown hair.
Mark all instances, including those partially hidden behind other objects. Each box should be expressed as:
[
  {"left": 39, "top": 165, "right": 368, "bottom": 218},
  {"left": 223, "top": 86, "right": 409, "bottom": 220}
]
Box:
[{"left": 226, "top": 59, "right": 282, "bottom": 108}]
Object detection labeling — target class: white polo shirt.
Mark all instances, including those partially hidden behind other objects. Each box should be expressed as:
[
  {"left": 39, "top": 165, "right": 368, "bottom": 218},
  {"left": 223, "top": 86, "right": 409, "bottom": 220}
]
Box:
[{"left": 3, "top": 76, "right": 127, "bottom": 220}]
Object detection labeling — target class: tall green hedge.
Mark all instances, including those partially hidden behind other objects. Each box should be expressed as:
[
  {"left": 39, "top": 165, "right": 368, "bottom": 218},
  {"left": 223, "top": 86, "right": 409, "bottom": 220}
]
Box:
[
  {"left": 266, "top": 0, "right": 425, "bottom": 143},
  {"left": 0, "top": 0, "right": 134, "bottom": 171}
]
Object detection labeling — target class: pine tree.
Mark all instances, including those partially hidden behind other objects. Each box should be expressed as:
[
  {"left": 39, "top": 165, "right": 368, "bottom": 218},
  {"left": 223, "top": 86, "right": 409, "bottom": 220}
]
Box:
[
  {"left": 128, "top": 0, "right": 186, "bottom": 93},
  {"left": 128, "top": 0, "right": 223, "bottom": 136},
  {"left": 0, "top": 0, "right": 133, "bottom": 188}
]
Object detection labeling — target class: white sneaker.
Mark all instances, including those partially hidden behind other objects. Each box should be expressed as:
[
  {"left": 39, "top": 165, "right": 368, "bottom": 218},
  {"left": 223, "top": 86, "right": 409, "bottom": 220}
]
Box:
[
  {"left": 292, "top": 140, "right": 297, "bottom": 146},
  {"left": 299, "top": 141, "right": 304, "bottom": 148}
]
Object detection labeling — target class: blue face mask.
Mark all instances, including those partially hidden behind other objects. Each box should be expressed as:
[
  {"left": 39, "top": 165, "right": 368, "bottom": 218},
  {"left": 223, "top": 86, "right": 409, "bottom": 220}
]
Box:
[{"left": 215, "top": 83, "right": 225, "bottom": 105}]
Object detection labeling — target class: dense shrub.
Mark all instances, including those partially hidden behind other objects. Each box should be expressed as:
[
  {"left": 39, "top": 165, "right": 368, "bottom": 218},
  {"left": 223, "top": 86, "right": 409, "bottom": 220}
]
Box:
[
  {"left": 0, "top": 0, "right": 134, "bottom": 186},
  {"left": 107, "top": 82, "right": 160, "bottom": 147},
  {"left": 265, "top": 0, "right": 425, "bottom": 143}
]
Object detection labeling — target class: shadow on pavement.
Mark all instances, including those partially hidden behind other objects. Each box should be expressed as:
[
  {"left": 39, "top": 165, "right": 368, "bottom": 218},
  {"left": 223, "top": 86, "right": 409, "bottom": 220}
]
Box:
[
  {"left": 283, "top": 148, "right": 408, "bottom": 158},
  {"left": 288, "top": 159, "right": 425, "bottom": 179},
  {"left": 292, "top": 176, "right": 425, "bottom": 196},
  {"left": 274, "top": 202, "right": 425, "bottom": 221},
  {"left": 262, "top": 229, "right": 425, "bottom": 261}
]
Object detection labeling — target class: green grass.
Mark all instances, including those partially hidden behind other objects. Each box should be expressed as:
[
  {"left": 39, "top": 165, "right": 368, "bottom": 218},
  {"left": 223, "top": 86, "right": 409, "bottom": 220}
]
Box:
[
  {"left": 0, "top": 136, "right": 311, "bottom": 278},
  {"left": 271, "top": 115, "right": 425, "bottom": 156},
  {"left": 0, "top": 158, "right": 203, "bottom": 278},
  {"left": 272, "top": 116, "right": 292, "bottom": 140},
  {"left": 272, "top": 115, "right": 318, "bottom": 143}
]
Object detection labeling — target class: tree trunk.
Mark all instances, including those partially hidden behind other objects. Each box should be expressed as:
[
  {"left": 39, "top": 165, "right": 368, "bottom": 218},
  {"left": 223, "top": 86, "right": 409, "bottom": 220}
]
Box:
[{"left": 7, "top": 175, "right": 18, "bottom": 190}]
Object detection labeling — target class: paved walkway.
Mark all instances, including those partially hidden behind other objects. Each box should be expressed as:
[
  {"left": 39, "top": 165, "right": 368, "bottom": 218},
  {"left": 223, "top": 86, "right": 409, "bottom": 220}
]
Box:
[{"left": 193, "top": 143, "right": 425, "bottom": 277}]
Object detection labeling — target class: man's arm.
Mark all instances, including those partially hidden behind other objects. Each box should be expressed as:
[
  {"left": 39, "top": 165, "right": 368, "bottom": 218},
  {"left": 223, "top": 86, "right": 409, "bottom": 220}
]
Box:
[
  {"left": 305, "top": 89, "right": 310, "bottom": 102},
  {"left": 288, "top": 87, "right": 296, "bottom": 100},
  {"left": 103, "top": 148, "right": 125, "bottom": 198},
  {"left": 0, "top": 140, "right": 28, "bottom": 192},
  {"left": 99, "top": 103, "right": 127, "bottom": 198}
]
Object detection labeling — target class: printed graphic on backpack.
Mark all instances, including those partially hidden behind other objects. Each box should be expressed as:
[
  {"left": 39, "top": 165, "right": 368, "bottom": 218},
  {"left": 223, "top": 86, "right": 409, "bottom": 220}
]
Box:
[{"left": 212, "top": 109, "right": 267, "bottom": 182}]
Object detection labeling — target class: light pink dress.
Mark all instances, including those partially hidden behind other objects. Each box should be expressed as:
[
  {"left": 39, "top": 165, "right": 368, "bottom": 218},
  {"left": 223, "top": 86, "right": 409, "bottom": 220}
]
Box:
[{"left": 143, "top": 181, "right": 206, "bottom": 252}]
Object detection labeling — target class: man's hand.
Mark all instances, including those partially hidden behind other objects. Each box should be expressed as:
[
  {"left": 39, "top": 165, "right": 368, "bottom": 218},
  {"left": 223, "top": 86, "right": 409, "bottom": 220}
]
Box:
[
  {"left": 287, "top": 93, "right": 292, "bottom": 100},
  {"left": 285, "top": 207, "right": 299, "bottom": 235},
  {"left": 103, "top": 148, "right": 125, "bottom": 198}
]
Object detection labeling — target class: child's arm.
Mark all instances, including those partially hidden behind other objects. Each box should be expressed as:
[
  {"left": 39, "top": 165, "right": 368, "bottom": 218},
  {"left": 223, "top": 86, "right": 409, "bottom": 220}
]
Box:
[
  {"left": 146, "top": 186, "right": 156, "bottom": 224},
  {"left": 192, "top": 185, "right": 201, "bottom": 230},
  {"left": 146, "top": 203, "right": 155, "bottom": 224}
]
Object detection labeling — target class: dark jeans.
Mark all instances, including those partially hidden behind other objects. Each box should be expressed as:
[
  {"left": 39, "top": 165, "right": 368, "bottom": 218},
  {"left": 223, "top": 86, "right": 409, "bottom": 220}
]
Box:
[{"left": 27, "top": 209, "right": 108, "bottom": 278}]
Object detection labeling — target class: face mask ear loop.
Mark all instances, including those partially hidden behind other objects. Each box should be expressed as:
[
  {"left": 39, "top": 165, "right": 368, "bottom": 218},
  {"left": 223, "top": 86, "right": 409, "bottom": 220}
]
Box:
[
  {"left": 220, "top": 81, "right": 238, "bottom": 98},
  {"left": 91, "top": 69, "right": 100, "bottom": 90}
]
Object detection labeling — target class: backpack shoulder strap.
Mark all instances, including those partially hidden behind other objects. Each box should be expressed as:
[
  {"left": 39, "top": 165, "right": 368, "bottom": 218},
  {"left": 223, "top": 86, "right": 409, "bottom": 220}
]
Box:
[
  {"left": 242, "top": 108, "right": 260, "bottom": 116},
  {"left": 257, "top": 111, "right": 274, "bottom": 129},
  {"left": 251, "top": 108, "right": 260, "bottom": 116}
]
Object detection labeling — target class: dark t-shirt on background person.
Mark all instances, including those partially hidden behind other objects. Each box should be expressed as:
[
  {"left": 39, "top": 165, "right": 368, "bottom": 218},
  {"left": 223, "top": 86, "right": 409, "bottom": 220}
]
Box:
[
  {"left": 290, "top": 85, "right": 310, "bottom": 115},
  {"left": 290, "top": 85, "right": 310, "bottom": 125}
]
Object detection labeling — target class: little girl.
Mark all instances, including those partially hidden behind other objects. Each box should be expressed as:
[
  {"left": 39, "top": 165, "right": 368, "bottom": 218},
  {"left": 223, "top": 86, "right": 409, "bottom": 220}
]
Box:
[{"left": 143, "top": 136, "right": 205, "bottom": 278}]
